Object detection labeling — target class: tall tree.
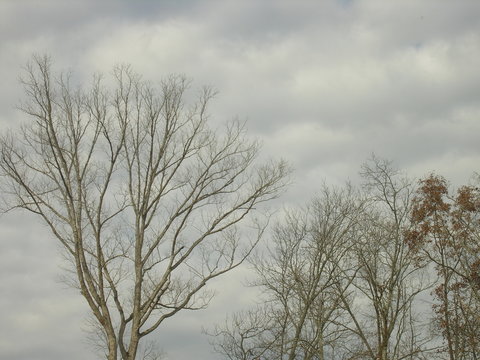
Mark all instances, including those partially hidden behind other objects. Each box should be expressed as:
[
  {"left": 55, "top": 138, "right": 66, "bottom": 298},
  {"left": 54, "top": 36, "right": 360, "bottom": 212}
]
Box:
[
  {"left": 0, "top": 55, "right": 290, "bottom": 360},
  {"left": 406, "top": 174, "right": 480, "bottom": 360},
  {"left": 338, "top": 158, "right": 432, "bottom": 360}
]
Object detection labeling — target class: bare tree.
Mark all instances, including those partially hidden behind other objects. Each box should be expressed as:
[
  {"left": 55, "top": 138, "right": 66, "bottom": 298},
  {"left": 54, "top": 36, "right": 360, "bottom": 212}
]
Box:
[
  {"left": 208, "top": 305, "right": 280, "bottom": 360},
  {"left": 209, "top": 185, "right": 364, "bottom": 360},
  {"left": 337, "top": 158, "right": 433, "bottom": 360},
  {"left": 0, "top": 55, "right": 290, "bottom": 360}
]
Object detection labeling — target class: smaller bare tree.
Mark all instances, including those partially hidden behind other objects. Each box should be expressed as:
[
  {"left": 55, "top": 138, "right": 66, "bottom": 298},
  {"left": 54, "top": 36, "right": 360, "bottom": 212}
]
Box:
[
  {"left": 336, "top": 158, "right": 434, "bottom": 360},
  {"left": 209, "top": 185, "right": 364, "bottom": 360}
]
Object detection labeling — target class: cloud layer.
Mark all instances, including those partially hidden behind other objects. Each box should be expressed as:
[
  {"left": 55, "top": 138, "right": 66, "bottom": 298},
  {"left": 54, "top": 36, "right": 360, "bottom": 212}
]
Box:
[{"left": 1, "top": 1, "right": 479, "bottom": 359}]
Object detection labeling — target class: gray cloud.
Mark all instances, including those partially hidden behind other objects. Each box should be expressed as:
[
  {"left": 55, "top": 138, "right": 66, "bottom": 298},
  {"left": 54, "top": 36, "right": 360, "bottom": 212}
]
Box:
[{"left": 1, "top": 1, "right": 479, "bottom": 359}]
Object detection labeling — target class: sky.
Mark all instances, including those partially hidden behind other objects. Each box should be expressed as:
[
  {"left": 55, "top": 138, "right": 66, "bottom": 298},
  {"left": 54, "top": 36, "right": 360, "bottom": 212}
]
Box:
[{"left": 0, "top": 1, "right": 479, "bottom": 359}]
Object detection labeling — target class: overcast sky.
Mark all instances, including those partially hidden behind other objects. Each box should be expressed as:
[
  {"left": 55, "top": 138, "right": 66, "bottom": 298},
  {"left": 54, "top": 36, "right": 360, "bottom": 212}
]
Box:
[{"left": 1, "top": 1, "right": 479, "bottom": 359}]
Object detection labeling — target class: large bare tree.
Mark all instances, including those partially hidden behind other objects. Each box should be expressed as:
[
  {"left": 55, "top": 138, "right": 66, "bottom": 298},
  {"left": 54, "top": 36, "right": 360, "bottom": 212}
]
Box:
[{"left": 0, "top": 55, "right": 290, "bottom": 360}]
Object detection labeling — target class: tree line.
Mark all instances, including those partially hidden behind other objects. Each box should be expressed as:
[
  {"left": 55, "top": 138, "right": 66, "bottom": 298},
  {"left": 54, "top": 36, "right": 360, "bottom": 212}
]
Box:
[
  {"left": 208, "top": 159, "right": 480, "bottom": 360},
  {"left": 0, "top": 56, "right": 478, "bottom": 360}
]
